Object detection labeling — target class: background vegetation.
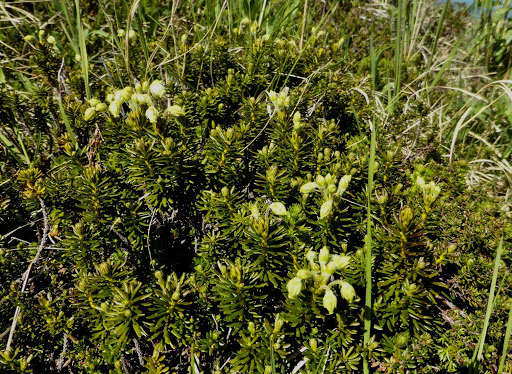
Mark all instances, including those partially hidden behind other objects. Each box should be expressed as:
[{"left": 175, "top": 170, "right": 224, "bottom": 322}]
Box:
[{"left": 0, "top": 0, "right": 511, "bottom": 372}]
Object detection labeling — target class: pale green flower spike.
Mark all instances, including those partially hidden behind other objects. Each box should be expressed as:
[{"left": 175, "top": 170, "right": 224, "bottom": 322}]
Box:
[
  {"left": 149, "top": 80, "right": 166, "bottom": 97},
  {"left": 416, "top": 176, "right": 425, "bottom": 188},
  {"left": 287, "top": 277, "right": 302, "bottom": 298},
  {"left": 293, "top": 111, "right": 303, "bottom": 130},
  {"left": 114, "top": 91, "right": 124, "bottom": 102},
  {"left": 315, "top": 174, "right": 325, "bottom": 187},
  {"left": 323, "top": 288, "right": 337, "bottom": 314},
  {"left": 47, "top": 35, "right": 56, "bottom": 44},
  {"left": 88, "top": 98, "right": 100, "bottom": 107},
  {"left": 325, "top": 262, "right": 337, "bottom": 275},
  {"left": 268, "top": 87, "right": 290, "bottom": 110},
  {"left": 423, "top": 181, "right": 441, "bottom": 206},
  {"left": 269, "top": 202, "right": 287, "bottom": 216},
  {"left": 134, "top": 93, "right": 152, "bottom": 106},
  {"left": 305, "top": 251, "right": 316, "bottom": 264}
]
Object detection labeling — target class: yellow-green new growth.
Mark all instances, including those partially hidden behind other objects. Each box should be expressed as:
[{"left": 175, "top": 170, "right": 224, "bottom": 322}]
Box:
[{"left": 167, "top": 105, "right": 185, "bottom": 117}]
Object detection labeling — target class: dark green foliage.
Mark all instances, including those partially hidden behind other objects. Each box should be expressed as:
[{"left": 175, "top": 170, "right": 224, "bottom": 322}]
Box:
[{"left": 0, "top": 1, "right": 510, "bottom": 373}]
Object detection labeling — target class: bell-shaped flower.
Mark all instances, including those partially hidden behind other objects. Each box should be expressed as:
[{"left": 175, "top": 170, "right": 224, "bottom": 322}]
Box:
[
  {"left": 340, "top": 281, "right": 356, "bottom": 303},
  {"left": 287, "top": 277, "right": 302, "bottom": 299},
  {"left": 320, "top": 199, "right": 333, "bottom": 219},
  {"left": 167, "top": 104, "right": 185, "bottom": 117},
  {"left": 145, "top": 106, "right": 159, "bottom": 124},
  {"left": 84, "top": 107, "right": 96, "bottom": 121},
  {"left": 149, "top": 80, "right": 166, "bottom": 97},
  {"left": 269, "top": 202, "right": 287, "bottom": 216},
  {"left": 300, "top": 182, "right": 318, "bottom": 194},
  {"left": 108, "top": 101, "right": 122, "bottom": 118},
  {"left": 323, "top": 288, "right": 337, "bottom": 314}
]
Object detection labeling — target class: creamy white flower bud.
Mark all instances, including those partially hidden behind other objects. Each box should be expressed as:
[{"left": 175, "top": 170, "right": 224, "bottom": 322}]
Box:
[
  {"left": 323, "top": 288, "right": 337, "bottom": 314},
  {"left": 320, "top": 199, "right": 333, "bottom": 219},
  {"left": 336, "top": 175, "right": 351, "bottom": 196},
  {"left": 269, "top": 202, "right": 287, "bottom": 216},
  {"left": 319, "top": 246, "right": 329, "bottom": 265},
  {"left": 167, "top": 104, "right": 185, "bottom": 117},
  {"left": 109, "top": 101, "right": 122, "bottom": 118},
  {"left": 340, "top": 281, "right": 356, "bottom": 303},
  {"left": 296, "top": 269, "right": 310, "bottom": 280},
  {"left": 287, "top": 277, "right": 302, "bottom": 298},
  {"left": 145, "top": 106, "right": 159, "bottom": 123},
  {"left": 331, "top": 255, "right": 351, "bottom": 270},
  {"left": 300, "top": 181, "right": 318, "bottom": 194},
  {"left": 149, "top": 80, "right": 166, "bottom": 97},
  {"left": 84, "top": 107, "right": 96, "bottom": 121}
]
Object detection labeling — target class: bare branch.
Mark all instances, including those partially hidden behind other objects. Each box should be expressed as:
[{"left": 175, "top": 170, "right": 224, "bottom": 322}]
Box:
[{"left": 5, "top": 198, "right": 49, "bottom": 352}]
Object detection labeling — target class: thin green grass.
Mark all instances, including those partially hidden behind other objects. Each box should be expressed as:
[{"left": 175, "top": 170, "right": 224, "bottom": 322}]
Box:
[
  {"left": 470, "top": 236, "right": 504, "bottom": 372},
  {"left": 75, "top": 0, "right": 90, "bottom": 100},
  {"left": 428, "top": 0, "right": 450, "bottom": 71},
  {"left": 363, "top": 33, "right": 378, "bottom": 374},
  {"left": 498, "top": 300, "right": 512, "bottom": 373}
]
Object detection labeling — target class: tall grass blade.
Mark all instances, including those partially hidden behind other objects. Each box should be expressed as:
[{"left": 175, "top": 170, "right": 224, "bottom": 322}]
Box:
[
  {"left": 471, "top": 236, "right": 504, "bottom": 371},
  {"left": 363, "top": 33, "right": 378, "bottom": 374},
  {"left": 428, "top": 0, "right": 450, "bottom": 70},
  {"left": 499, "top": 301, "right": 512, "bottom": 374},
  {"left": 270, "top": 335, "right": 277, "bottom": 374},
  {"left": 57, "top": 96, "right": 78, "bottom": 149},
  {"left": 75, "top": 0, "right": 90, "bottom": 100},
  {"left": 394, "top": 0, "right": 405, "bottom": 104},
  {"left": 299, "top": 0, "right": 308, "bottom": 51}
]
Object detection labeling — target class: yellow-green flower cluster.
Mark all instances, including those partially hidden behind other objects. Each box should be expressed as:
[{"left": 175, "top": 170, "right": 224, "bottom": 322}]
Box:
[
  {"left": 287, "top": 246, "right": 355, "bottom": 314},
  {"left": 83, "top": 98, "right": 108, "bottom": 121},
  {"left": 300, "top": 173, "right": 351, "bottom": 219},
  {"left": 415, "top": 176, "right": 441, "bottom": 214},
  {"left": 117, "top": 28, "right": 137, "bottom": 40},
  {"left": 267, "top": 87, "right": 290, "bottom": 111},
  {"left": 93, "top": 79, "right": 185, "bottom": 125}
]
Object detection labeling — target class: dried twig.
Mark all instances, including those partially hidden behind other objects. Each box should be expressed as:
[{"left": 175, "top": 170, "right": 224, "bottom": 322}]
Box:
[
  {"left": 56, "top": 333, "right": 68, "bottom": 371},
  {"left": 5, "top": 198, "right": 49, "bottom": 352}
]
